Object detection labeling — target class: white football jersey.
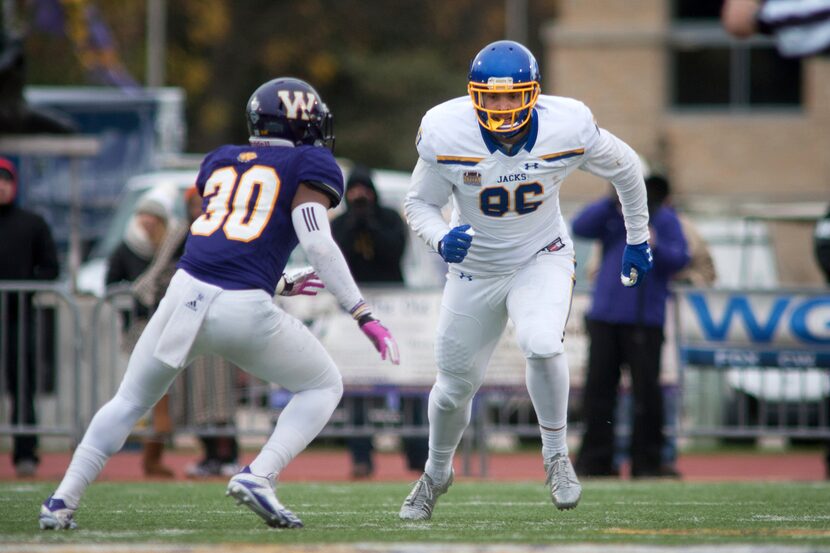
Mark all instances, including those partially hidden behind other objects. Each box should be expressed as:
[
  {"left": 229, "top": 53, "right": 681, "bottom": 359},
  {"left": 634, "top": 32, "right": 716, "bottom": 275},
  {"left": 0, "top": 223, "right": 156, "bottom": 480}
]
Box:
[{"left": 405, "top": 94, "right": 649, "bottom": 277}]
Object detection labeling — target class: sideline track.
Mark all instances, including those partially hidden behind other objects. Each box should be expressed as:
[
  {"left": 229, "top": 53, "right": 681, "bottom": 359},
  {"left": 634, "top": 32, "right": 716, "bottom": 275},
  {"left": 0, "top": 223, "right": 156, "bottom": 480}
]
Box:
[{"left": 0, "top": 449, "right": 824, "bottom": 483}]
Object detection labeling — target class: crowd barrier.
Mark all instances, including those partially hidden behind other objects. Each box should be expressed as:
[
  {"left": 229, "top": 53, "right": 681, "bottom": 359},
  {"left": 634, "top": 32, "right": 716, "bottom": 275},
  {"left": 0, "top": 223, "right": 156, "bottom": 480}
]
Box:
[
  {"left": 1, "top": 282, "right": 827, "bottom": 476},
  {"left": 674, "top": 286, "right": 830, "bottom": 441},
  {"left": 0, "top": 281, "right": 83, "bottom": 444}
]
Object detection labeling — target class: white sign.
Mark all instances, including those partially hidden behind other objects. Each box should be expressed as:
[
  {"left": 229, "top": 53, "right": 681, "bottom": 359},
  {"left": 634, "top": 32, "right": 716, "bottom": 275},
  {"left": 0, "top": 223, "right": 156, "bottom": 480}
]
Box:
[{"left": 281, "top": 288, "right": 602, "bottom": 387}]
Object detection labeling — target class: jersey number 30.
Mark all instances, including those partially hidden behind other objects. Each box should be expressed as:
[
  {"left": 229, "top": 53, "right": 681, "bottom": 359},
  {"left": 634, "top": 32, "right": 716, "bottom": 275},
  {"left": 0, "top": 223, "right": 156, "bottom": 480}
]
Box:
[{"left": 190, "top": 165, "right": 280, "bottom": 242}]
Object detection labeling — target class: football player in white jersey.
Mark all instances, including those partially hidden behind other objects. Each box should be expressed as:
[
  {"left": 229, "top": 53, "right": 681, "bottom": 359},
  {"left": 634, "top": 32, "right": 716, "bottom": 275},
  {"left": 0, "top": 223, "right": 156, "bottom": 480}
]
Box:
[{"left": 400, "top": 40, "right": 653, "bottom": 520}]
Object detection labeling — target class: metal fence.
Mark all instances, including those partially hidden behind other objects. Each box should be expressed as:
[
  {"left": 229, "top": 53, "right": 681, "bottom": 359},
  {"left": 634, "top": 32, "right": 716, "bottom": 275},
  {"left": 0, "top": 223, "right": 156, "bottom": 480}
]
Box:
[
  {"left": 0, "top": 281, "right": 83, "bottom": 445},
  {"left": 2, "top": 282, "right": 828, "bottom": 475}
]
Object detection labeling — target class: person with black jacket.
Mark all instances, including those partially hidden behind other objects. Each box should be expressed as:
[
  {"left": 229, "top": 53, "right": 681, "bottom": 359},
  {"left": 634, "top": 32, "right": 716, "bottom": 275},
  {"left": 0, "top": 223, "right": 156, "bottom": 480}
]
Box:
[
  {"left": 0, "top": 156, "right": 59, "bottom": 477},
  {"left": 331, "top": 166, "right": 407, "bottom": 283}
]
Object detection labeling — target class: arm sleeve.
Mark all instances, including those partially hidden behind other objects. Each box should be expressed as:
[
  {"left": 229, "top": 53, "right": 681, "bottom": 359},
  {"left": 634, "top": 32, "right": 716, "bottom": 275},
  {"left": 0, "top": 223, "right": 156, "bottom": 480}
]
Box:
[
  {"left": 292, "top": 201, "right": 364, "bottom": 313},
  {"left": 403, "top": 157, "right": 454, "bottom": 252},
  {"left": 579, "top": 127, "right": 649, "bottom": 245}
]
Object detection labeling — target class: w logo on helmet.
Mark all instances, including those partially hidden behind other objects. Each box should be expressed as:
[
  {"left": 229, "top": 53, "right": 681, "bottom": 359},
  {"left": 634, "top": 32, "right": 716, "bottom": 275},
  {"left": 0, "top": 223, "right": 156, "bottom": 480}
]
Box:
[{"left": 278, "top": 91, "right": 316, "bottom": 121}]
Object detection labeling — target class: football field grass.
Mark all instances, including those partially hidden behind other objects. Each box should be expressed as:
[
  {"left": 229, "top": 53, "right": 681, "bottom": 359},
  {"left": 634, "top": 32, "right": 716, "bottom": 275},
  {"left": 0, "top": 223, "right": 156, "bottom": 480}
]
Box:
[{"left": 2, "top": 480, "right": 829, "bottom": 549}]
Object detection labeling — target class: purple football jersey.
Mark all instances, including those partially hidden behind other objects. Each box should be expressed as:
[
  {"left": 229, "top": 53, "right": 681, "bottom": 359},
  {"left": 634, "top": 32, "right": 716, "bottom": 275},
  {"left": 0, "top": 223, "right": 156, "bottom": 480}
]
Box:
[{"left": 178, "top": 144, "right": 343, "bottom": 294}]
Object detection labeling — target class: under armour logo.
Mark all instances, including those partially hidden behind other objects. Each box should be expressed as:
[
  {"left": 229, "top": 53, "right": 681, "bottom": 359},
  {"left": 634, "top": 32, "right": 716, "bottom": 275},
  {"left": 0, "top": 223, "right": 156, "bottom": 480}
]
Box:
[
  {"left": 524, "top": 163, "right": 539, "bottom": 170},
  {"left": 458, "top": 272, "right": 473, "bottom": 281}
]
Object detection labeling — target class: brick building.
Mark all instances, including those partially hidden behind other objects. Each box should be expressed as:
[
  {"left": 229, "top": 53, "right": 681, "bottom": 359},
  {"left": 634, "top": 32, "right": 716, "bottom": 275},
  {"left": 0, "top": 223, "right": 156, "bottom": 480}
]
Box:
[{"left": 543, "top": 0, "right": 829, "bottom": 284}]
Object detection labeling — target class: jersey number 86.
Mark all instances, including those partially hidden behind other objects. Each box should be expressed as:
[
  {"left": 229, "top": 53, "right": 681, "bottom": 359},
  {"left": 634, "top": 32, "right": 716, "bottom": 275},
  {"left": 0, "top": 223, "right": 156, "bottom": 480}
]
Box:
[{"left": 479, "top": 182, "right": 543, "bottom": 217}]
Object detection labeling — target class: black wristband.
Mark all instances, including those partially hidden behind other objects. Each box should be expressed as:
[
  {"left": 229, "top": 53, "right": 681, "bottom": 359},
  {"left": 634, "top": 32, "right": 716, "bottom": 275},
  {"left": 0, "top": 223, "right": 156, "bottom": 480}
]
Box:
[{"left": 357, "top": 313, "right": 376, "bottom": 327}]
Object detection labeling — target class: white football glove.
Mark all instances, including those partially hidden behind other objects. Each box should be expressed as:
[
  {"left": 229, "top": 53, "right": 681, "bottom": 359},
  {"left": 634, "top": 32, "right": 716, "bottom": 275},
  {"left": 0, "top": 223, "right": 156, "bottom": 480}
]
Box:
[{"left": 276, "top": 266, "right": 325, "bottom": 296}]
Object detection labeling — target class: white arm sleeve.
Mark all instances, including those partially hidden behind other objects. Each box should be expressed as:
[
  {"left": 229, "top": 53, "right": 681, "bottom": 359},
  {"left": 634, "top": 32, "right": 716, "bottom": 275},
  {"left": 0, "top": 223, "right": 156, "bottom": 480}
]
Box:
[
  {"left": 580, "top": 128, "right": 650, "bottom": 245},
  {"left": 403, "top": 158, "right": 454, "bottom": 251},
  {"left": 291, "top": 202, "right": 364, "bottom": 313}
]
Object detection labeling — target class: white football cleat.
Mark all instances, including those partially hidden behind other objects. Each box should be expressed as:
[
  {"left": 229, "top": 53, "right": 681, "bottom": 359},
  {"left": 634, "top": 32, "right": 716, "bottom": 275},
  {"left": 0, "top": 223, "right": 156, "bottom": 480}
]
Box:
[
  {"left": 226, "top": 466, "right": 303, "bottom": 528},
  {"left": 399, "top": 470, "right": 453, "bottom": 521},
  {"left": 39, "top": 495, "right": 77, "bottom": 530},
  {"left": 545, "top": 453, "right": 582, "bottom": 510}
]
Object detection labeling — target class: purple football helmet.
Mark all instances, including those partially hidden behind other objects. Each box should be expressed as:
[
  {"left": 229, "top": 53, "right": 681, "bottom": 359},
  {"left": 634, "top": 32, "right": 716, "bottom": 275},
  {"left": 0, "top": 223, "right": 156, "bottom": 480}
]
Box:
[{"left": 246, "top": 77, "right": 335, "bottom": 151}]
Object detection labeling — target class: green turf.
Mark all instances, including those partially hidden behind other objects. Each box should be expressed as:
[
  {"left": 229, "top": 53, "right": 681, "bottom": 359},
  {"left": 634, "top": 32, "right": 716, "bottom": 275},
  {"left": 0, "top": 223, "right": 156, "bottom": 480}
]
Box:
[{"left": 2, "top": 480, "right": 829, "bottom": 546}]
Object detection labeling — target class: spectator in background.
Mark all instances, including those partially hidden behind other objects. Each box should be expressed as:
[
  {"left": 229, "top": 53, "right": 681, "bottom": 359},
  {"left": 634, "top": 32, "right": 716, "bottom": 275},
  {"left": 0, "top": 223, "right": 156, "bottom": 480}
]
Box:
[
  {"left": 106, "top": 194, "right": 174, "bottom": 478},
  {"left": 0, "top": 156, "right": 59, "bottom": 477},
  {"left": 813, "top": 203, "right": 830, "bottom": 479},
  {"left": 331, "top": 166, "right": 426, "bottom": 478},
  {"left": 645, "top": 175, "right": 717, "bottom": 288},
  {"left": 573, "top": 175, "right": 690, "bottom": 479},
  {"left": 332, "top": 166, "right": 407, "bottom": 282},
  {"left": 721, "top": 0, "right": 830, "bottom": 57},
  {"left": 134, "top": 187, "right": 242, "bottom": 478}
]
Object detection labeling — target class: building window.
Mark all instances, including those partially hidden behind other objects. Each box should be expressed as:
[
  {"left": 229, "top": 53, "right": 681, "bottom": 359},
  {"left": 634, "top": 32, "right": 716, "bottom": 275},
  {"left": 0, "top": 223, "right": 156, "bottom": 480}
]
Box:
[
  {"left": 670, "top": 1, "right": 802, "bottom": 109},
  {"left": 673, "top": 0, "right": 721, "bottom": 20}
]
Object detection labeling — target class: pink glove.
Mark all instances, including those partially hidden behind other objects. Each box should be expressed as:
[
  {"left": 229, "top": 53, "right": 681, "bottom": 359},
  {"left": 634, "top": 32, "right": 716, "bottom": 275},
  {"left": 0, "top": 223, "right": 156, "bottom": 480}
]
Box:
[
  {"left": 359, "top": 316, "right": 400, "bottom": 365},
  {"left": 278, "top": 267, "right": 325, "bottom": 296}
]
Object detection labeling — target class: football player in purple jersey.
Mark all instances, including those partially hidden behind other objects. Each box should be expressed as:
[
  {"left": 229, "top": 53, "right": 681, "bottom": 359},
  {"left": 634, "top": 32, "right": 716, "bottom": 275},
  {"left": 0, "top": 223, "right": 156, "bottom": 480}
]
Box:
[{"left": 39, "top": 77, "right": 399, "bottom": 531}]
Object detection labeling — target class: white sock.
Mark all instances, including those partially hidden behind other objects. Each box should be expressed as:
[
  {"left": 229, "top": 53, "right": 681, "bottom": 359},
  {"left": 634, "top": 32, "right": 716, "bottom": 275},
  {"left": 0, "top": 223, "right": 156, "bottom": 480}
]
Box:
[
  {"left": 423, "top": 384, "right": 470, "bottom": 484},
  {"left": 525, "top": 354, "right": 570, "bottom": 460},
  {"left": 424, "top": 450, "right": 455, "bottom": 485},
  {"left": 54, "top": 444, "right": 108, "bottom": 509},
  {"left": 53, "top": 394, "right": 149, "bottom": 508},
  {"left": 249, "top": 385, "right": 340, "bottom": 478},
  {"left": 540, "top": 425, "right": 569, "bottom": 460}
]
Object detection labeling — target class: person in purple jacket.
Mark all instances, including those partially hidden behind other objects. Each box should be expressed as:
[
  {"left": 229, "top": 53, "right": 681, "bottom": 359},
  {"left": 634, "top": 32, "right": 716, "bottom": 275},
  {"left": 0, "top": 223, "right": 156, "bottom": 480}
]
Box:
[
  {"left": 573, "top": 174, "right": 690, "bottom": 479},
  {"left": 39, "top": 77, "right": 400, "bottom": 531}
]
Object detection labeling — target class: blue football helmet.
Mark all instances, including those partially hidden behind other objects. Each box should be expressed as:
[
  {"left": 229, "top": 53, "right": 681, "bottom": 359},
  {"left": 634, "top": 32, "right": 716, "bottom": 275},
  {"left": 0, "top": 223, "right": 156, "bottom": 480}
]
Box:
[
  {"left": 468, "top": 40, "right": 541, "bottom": 137},
  {"left": 246, "top": 77, "right": 335, "bottom": 151}
]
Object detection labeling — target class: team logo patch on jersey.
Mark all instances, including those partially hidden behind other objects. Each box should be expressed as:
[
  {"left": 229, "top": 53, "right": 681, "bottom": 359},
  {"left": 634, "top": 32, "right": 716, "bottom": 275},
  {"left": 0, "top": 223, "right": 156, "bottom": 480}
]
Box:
[
  {"left": 237, "top": 152, "right": 258, "bottom": 163},
  {"left": 463, "top": 171, "right": 482, "bottom": 186},
  {"left": 539, "top": 237, "right": 565, "bottom": 253}
]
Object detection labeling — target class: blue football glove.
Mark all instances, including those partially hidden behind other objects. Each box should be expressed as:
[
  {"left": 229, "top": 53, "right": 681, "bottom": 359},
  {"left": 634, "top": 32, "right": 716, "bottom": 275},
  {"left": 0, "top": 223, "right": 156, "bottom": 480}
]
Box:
[
  {"left": 439, "top": 224, "right": 474, "bottom": 263},
  {"left": 620, "top": 241, "right": 653, "bottom": 287}
]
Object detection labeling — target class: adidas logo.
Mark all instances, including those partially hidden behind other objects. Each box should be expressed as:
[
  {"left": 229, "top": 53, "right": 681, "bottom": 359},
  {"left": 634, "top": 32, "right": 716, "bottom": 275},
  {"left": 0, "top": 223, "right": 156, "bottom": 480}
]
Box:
[{"left": 184, "top": 292, "right": 205, "bottom": 312}]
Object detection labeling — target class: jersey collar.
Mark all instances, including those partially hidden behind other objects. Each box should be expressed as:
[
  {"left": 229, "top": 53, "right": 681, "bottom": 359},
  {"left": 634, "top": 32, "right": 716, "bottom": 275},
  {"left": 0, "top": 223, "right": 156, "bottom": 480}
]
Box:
[{"left": 478, "top": 108, "right": 539, "bottom": 156}]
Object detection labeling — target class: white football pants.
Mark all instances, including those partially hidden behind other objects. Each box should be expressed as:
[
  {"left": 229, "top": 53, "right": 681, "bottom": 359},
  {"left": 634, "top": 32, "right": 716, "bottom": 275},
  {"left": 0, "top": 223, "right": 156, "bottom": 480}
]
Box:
[
  {"left": 55, "top": 270, "right": 342, "bottom": 506},
  {"left": 427, "top": 252, "right": 575, "bottom": 475}
]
